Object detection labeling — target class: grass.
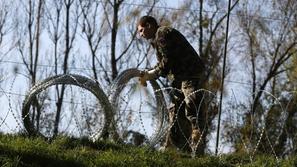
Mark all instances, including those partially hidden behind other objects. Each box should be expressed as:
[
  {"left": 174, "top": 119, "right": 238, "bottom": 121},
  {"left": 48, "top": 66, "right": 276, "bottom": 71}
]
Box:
[{"left": 0, "top": 133, "right": 296, "bottom": 167}]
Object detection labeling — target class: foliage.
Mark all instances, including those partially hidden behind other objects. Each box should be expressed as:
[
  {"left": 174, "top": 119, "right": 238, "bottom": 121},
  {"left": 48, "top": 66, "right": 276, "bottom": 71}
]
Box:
[{"left": 222, "top": 0, "right": 297, "bottom": 156}]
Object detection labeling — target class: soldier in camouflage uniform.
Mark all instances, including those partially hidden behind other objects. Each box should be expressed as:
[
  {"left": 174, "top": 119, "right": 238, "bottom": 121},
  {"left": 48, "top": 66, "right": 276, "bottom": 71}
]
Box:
[{"left": 137, "top": 16, "right": 206, "bottom": 154}]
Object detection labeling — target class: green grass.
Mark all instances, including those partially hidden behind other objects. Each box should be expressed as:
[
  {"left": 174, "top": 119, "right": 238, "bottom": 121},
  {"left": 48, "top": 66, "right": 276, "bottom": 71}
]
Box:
[{"left": 0, "top": 133, "right": 296, "bottom": 167}]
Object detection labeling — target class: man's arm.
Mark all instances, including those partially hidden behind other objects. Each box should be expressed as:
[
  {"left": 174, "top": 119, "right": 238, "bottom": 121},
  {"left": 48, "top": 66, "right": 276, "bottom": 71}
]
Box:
[
  {"left": 139, "top": 27, "right": 175, "bottom": 86},
  {"left": 151, "top": 27, "right": 175, "bottom": 77}
]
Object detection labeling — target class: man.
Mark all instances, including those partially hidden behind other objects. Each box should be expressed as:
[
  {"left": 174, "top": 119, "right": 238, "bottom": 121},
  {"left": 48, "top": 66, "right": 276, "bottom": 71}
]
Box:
[{"left": 137, "top": 16, "right": 206, "bottom": 154}]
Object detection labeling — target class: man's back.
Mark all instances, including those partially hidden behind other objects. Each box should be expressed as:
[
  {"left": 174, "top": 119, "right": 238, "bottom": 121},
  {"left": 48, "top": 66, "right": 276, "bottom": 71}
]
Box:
[{"left": 153, "top": 26, "right": 205, "bottom": 80}]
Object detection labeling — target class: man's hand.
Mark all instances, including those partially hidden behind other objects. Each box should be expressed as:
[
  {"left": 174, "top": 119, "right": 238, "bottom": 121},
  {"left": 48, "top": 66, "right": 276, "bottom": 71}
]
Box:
[{"left": 139, "top": 70, "right": 157, "bottom": 87}]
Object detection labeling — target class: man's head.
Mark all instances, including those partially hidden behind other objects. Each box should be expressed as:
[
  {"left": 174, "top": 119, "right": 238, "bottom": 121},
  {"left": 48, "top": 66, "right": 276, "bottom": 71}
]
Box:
[{"left": 137, "top": 16, "right": 158, "bottom": 40}]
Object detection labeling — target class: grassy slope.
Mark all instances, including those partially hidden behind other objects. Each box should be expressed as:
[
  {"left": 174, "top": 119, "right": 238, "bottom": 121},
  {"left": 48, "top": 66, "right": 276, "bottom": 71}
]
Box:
[{"left": 0, "top": 134, "right": 296, "bottom": 167}]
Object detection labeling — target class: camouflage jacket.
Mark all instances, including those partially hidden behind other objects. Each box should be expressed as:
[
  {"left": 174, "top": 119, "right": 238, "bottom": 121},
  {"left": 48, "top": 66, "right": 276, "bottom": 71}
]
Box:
[{"left": 150, "top": 26, "right": 205, "bottom": 81}]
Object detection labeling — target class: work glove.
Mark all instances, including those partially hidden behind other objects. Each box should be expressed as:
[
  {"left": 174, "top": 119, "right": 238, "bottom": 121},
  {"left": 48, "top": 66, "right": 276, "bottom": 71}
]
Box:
[{"left": 139, "top": 69, "right": 157, "bottom": 87}]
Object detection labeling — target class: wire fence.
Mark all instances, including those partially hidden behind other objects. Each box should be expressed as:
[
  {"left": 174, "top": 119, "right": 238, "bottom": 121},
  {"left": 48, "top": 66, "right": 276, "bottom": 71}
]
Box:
[{"left": 0, "top": 69, "right": 295, "bottom": 163}]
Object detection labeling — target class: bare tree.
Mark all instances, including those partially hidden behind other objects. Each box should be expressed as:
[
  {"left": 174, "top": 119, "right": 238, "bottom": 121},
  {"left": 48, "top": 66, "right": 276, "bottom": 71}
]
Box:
[
  {"left": 45, "top": 0, "right": 63, "bottom": 76},
  {"left": 78, "top": 0, "right": 108, "bottom": 83},
  {"left": 17, "top": 0, "right": 44, "bottom": 86},
  {"left": 16, "top": 0, "right": 45, "bottom": 133},
  {"left": 0, "top": 2, "right": 9, "bottom": 47},
  {"left": 100, "top": 0, "right": 158, "bottom": 82},
  {"left": 53, "top": 0, "right": 79, "bottom": 136}
]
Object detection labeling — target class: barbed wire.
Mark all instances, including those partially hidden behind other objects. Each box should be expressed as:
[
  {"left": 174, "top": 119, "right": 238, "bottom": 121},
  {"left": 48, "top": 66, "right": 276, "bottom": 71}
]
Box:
[{"left": 0, "top": 73, "right": 295, "bottom": 160}]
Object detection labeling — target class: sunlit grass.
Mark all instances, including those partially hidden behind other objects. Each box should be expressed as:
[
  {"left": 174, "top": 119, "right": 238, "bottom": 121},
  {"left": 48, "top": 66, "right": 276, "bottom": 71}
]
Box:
[{"left": 0, "top": 133, "right": 295, "bottom": 167}]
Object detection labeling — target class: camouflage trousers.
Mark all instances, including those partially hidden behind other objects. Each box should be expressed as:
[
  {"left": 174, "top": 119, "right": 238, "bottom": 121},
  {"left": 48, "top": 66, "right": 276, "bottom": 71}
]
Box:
[
  {"left": 164, "top": 79, "right": 207, "bottom": 153},
  {"left": 172, "top": 79, "right": 206, "bottom": 129}
]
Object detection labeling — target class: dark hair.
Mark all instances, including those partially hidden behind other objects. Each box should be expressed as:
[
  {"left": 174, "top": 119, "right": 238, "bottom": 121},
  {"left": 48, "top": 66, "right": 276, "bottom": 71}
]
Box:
[{"left": 138, "top": 16, "right": 158, "bottom": 27}]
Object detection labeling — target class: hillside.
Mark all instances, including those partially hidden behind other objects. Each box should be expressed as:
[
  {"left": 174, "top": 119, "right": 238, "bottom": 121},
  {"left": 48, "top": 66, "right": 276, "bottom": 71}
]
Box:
[{"left": 0, "top": 134, "right": 295, "bottom": 167}]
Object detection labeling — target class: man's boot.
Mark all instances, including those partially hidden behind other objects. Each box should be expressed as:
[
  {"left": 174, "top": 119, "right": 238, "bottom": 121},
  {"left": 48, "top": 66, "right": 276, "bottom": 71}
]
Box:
[{"left": 191, "top": 127, "right": 201, "bottom": 147}]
